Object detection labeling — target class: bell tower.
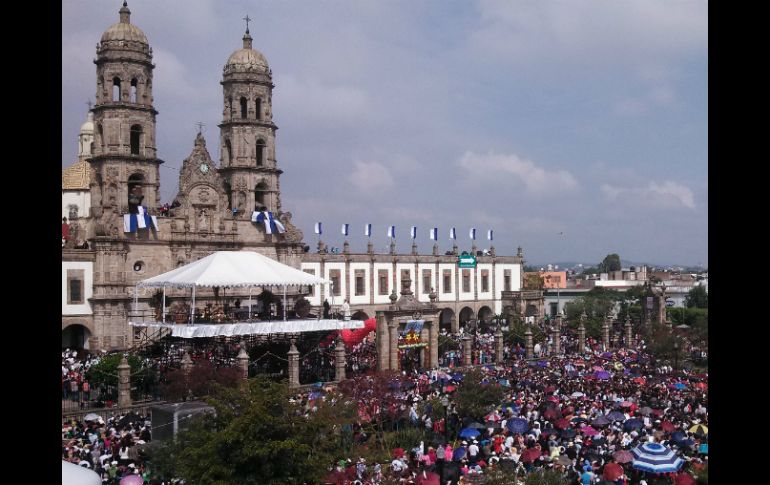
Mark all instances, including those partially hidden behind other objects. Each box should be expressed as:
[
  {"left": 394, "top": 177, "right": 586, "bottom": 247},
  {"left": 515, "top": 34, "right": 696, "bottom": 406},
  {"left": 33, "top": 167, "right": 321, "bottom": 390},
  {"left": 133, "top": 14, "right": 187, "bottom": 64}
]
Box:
[
  {"left": 218, "top": 20, "right": 282, "bottom": 217},
  {"left": 89, "top": 1, "right": 162, "bottom": 234}
]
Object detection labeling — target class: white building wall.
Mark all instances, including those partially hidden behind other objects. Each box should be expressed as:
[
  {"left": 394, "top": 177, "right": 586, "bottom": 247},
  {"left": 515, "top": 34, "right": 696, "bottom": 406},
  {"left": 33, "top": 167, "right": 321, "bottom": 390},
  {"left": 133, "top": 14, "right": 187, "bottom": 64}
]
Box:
[
  {"left": 300, "top": 262, "right": 321, "bottom": 306},
  {"left": 373, "top": 263, "right": 393, "bottom": 304},
  {"left": 348, "top": 262, "right": 371, "bottom": 305},
  {"left": 476, "top": 263, "right": 493, "bottom": 301},
  {"left": 324, "top": 262, "right": 346, "bottom": 306},
  {"left": 417, "top": 263, "right": 437, "bottom": 303},
  {"left": 62, "top": 261, "right": 93, "bottom": 315},
  {"left": 62, "top": 191, "right": 91, "bottom": 221},
  {"left": 395, "top": 263, "right": 416, "bottom": 298},
  {"left": 458, "top": 267, "right": 475, "bottom": 301},
  {"left": 438, "top": 264, "right": 456, "bottom": 302}
]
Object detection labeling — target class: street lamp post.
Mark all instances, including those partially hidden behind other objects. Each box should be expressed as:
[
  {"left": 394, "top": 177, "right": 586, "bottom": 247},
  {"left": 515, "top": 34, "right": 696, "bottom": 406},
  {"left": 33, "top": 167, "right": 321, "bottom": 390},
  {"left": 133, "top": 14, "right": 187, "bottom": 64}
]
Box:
[{"left": 673, "top": 340, "right": 680, "bottom": 374}]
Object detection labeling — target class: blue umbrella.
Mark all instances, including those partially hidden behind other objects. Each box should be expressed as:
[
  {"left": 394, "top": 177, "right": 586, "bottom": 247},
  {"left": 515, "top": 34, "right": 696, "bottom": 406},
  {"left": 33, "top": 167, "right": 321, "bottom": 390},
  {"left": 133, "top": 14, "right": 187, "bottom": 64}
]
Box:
[
  {"left": 595, "top": 371, "right": 611, "bottom": 380},
  {"left": 607, "top": 411, "right": 626, "bottom": 421},
  {"left": 630, "top": 442, "right": 683, "bottom": 474},
  {"left": 670, "top": 431, "right": 687, "bottom": 443},
  {"left": 623, "top": 419, "right": 644, "bottom": 431},
  {"left": 452, "top": 446, "right": 467, "bottom": 461},
  {"left": 452, "top": 372, "right": 464, "bottom": 381},
  {"left": 536, "top": 360, "right": 548, "bottom": 368},
  {"left": 498, "top": 379, "right": 510, "bottom": 387},
  {"left": 507, "top": 418, "right": 530, "bottom": 434},
  {"left": 459, "top": 428, "right": 481, "bottom": 439},
  {"left": 674, "top": 382, "right": 687, "bottom": 390}
]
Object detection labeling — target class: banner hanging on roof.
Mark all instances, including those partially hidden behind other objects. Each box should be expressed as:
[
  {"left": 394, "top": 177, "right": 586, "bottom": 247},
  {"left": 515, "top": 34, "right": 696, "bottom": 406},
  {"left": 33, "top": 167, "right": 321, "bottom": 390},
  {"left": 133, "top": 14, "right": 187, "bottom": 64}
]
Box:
[{"left": 399, "top": 319, "right": 427, "bottom": 349}]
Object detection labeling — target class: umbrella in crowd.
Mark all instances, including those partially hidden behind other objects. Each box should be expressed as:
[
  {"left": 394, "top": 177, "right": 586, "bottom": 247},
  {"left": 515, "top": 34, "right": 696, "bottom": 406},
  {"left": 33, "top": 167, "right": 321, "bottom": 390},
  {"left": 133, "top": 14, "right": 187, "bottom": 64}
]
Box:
[
  {"left": 607, "top": 411, "right": 626, "bottom": 421},
  {"left": 452, "top": 447, "right": 467, "bottom": 461},
  {"left": 581, "top": 426, "right": 600, "bottom": 436},
  {"left": 630, "top": 442, "right": 684, "bottom": 474},
  {"left": 543, "top": 407, "right": 561, "bottom": 420},
  {"left": 638, "top": 406, "right": 653, "bottom": 416},
  {"left": 674, "top": 473, "right": 697, "bottom": 485},
  {"left": 520, "top": 448, "right": 542, "bottom": 463},
  {"left": 613, "top": 450, "right": 634, "bottom": 464},
  {"left": 592, "top": 415, "right": 611, "bottom": 427},
  {"left": 459, "top": 428, "right": 480, "bottom": 439},
  {"left": 560, "top": 428, "right": 577, "bottom": 439},
  {"left": 602, "top": 462, "right": 625, "bottom": 481},
  {"left": 660, "top": 421, "right": 676, "bottom": 433},
  {"left": 84, "top": 413, "right": 101, "bottom": 422},
  {"left": 595, "top": 371, "right": 611, "bottom": 380},
  {"left": 674, "top": 382, "right": 687, "bottom": 390},
  {"left": 554, "top": 418, "right": 571, "bottom": 430},
  {"left": 507, "top": 418, "right": 530, "bottom": 434},
  {"left": 670, "top": 431, "right": 687, "bottom": 443},
  {"left": 619, "top": 401, "right": 633, "bottom": 408},
  {"left": 624, "top": 419, "right": 644, "bottom": 431},
  {"left": 698, "top": 443, "right": 708, "bottom": 455},
  {"left": 120, "top": 476, "right": 144, "bottom": 485},
  {"left": 570, "top": 391, "right": 584, "bottom": 398},
  {"left": 556, "top": 455, "right": 572, "bottom": 466},
  {"left": 688, "top": 424, "right": 708, "bottom": 436}
]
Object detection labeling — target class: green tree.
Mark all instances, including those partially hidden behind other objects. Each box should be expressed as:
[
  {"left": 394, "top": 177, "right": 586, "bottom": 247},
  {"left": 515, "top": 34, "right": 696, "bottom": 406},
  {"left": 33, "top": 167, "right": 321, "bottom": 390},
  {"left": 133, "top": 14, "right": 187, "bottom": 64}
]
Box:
[
  {"left": 85, "top": 354, "right": 157, "bottom": 399},
  {"left": 598, "top": 253, "right": 621, "bottom": 273},
  {"left": 150, "top": 377, "right": 337, "bottom": 484},
  {"left": 685, "top": 285, "right": 708, "bottom": 308},
  {"left": 453, "top": 368, "right": 505, "bottom": 421},
  {"left": 523, "top": 272, "right": 545, "bottom": 290}
]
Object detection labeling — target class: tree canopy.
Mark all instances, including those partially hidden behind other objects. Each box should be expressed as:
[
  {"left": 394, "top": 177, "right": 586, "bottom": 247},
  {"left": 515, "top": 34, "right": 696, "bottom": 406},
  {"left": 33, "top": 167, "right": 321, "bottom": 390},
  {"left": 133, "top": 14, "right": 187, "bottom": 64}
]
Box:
[
  {"left": 598, "top": 253, "right": 621, "bottom": 273},
  {"left": 685, "top": 285, "right": 708, "bottom": 308}
]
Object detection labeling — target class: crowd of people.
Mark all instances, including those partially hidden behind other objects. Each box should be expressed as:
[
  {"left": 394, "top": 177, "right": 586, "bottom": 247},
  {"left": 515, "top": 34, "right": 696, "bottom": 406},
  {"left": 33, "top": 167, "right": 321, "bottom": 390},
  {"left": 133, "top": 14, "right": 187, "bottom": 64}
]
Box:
[{"left": 62, "top": 321, "right": 706, "bottom": 484}]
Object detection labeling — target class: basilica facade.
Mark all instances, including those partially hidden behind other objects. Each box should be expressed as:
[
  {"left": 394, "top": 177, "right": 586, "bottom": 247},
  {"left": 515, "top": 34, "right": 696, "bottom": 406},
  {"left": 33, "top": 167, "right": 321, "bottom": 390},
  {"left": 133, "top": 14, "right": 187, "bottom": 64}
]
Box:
[{"left": 62, "top": 3, "right": 525, "bottom": 351}]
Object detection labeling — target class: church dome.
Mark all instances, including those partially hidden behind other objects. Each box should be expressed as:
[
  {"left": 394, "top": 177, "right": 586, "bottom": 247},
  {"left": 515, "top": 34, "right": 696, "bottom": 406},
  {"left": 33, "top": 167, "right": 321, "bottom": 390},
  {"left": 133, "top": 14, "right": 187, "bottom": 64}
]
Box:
[
  {"left": 224, "top": 32, "right": 269, "bottom": 73},
  {"left": 100, "top": 2, "right": 148, "bottom": 45},
  {"left": 80, "top": 112, "right": 94, "bottom": 134}
]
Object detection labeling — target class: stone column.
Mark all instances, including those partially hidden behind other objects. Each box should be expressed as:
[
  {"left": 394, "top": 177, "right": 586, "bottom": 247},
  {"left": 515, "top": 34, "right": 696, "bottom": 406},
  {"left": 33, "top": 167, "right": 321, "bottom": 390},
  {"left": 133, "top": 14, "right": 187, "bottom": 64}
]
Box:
[
  {"left": 429, "top": 320, "right": 439, "bottom": 369},
  {"left": 451, "top": 314, "right": 459, "bottom": 334},
  {"left": 288, "top": 340, "right": 300, "bottom": 388},
  {"left": 117, "top": 356, "right": 131, "bottom": 408},
  {"left": 335, "top": 338, "right": 347, "bottom": 382},
  {"left": 611, "top": 332, "right": 620, "bottom": 349},
  {"left": 377, "top": 314, "right": 389, "bottom": 371},
  {"left": 578, "top": 321, "right": 586, "bottom": 354},
  {"left": 462, "top": 336, "right": 472, "bottom": 366},
  {"left": 389, "top": 320, "right": 399, "bottom": 371},
  {"left": 181, "top": 351, "right": 193, "bottom": 375},
  {"left": 237, "top": 343, "right": 249, "bottom": 380},
  {"left": 494, "top": 326, "right": 504, "bottom": 363},
  {"left": 624, "top": 318, "right": 633, "bottom": 348},
  {"left": 524, "top": 326, "right": 534, "bottom": 359},
  {"left": 602, "top": 318, "right": 611, "bottom": 351},
  {"left": 552, "top": 326, "right": 561, "bottom": 355},
  {"left": 420, "top": 325, "right": 430, "bottom": 368}
]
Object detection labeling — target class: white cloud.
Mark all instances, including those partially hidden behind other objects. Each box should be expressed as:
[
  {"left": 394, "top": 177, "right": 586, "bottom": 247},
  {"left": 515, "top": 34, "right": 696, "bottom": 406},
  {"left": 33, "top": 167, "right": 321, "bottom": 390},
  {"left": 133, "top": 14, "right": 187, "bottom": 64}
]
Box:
[
  {"left": 458, "top": 151, "right": 579, "bottom": 194},
  {"left": 348, "top": 161, "right": 395, "bottom": 193},
  {"left": 601, "top": 180, "right": 696, "bottom": 210}
]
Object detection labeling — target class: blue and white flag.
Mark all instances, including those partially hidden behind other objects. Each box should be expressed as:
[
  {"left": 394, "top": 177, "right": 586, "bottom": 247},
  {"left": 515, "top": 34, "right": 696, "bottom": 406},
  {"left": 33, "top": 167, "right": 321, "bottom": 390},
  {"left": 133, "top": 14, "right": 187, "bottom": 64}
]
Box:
[
  {"left": 487, "top": 229, "right": 494, "bottom": 241},
  {"left": 314, "top": 222, "right": 323, "bottom": 235},
  {"left": 254, "top": 211, "right": 286, "bottom": 234},
  {"left": 341, "top": 223, "right": 349, "bottom": 236},
  {"left": 450, "top": 227, "right": 457, "bottom": 240},
  {"left": 410, "top": 226, "right": 417, "bottom": 239},
  {"left": 469, "top": 228, "right": 476, "bottom": 240},
  {"left": 387, "top": 225, "right": 395, "bottom": 238},
  {"left": 123, "top": 206, "right": 157, "bottom": 233},
  {"left": 365, "top": 223, "right": 372, "bottom": 237},
  {"left": 430, "top": 227, "right": 438, "bottom": 241}
]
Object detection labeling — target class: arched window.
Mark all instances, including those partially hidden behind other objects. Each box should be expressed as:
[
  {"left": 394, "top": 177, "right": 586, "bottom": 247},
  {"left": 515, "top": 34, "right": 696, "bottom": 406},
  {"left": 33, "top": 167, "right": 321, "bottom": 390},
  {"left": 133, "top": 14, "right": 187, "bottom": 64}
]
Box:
[
  {"left": 255, "top": 139, "right": 265, "bottom": 166},
  {"left": 127, "top": 174, "right": 144, "bottom": 212},
  {"left": 240, "top": 97, "right": 248, "bottom": 118},
  {"left": 255, "top": 181, "right": 268, "bottom": 208},
  {"left": 255, "top": 98, "right": 262, "bottom": 120},
  {"left": 224, "top": 181, "right": 232, "bottom": 210},
  {"left": 130, "top": 125, "right": 142, "bottom": 155},
  {"left": 112, "top": 77, "right": 121, "bottom": 101},
  {"left": 130, "top": 79, "right": 138, "bottom": 103},
  {"left": 225, "top": 138, "right": 232, "bottom": 164},
  {"left": 97, "top": 124, "right": 104, "bottom": 151}
]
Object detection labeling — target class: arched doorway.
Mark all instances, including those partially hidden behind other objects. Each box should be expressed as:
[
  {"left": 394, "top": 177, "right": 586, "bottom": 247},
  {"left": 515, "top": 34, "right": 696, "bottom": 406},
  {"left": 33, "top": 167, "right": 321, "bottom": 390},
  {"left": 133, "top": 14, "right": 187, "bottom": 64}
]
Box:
[
  {"left": 477, "top": 306, "right": 493, "bottom": 333},
  {"left": 525, "top": 304, "right": 539, "bottom": 320},
  {"left": 459, "top": 307, "right": 474, "bottom": 331},
  {"left": 62, "top": 324, "right": 91, "bottom": 350},
  {"left": 351, "top": 310, "right": 369, "bottom": 320},
  {"left": 439, "top": 308, "right": 454, "bottom": 333}
]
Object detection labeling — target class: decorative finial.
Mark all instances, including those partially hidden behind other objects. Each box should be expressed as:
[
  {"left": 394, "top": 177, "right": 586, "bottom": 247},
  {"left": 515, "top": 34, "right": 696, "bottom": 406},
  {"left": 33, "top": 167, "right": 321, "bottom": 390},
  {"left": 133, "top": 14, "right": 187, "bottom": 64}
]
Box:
[
  {"left": 86, "top": 100, "right": 93, "bottom": 110},
  {"left": 243, "top": 14, "right": 251, "bottom": 34},
  {"left": 119, "top": 1, "right": 131, "bottom": 23},
  {"left": 195, "top": 121, "right": 205, "bottom": 135}
]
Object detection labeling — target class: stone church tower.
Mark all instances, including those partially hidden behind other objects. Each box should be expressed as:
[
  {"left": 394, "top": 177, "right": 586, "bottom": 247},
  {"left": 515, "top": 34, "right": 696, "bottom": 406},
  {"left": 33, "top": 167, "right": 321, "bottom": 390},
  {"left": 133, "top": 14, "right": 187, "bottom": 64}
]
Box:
[
  {"left": 218, "top": 26, "right": 282, "bottom": 217},
  {"left": 89, "top": 1, "right": 160, "bottom": 237},
  {"left": 73, "top": 3, "right": 305, "bottom": 351}
]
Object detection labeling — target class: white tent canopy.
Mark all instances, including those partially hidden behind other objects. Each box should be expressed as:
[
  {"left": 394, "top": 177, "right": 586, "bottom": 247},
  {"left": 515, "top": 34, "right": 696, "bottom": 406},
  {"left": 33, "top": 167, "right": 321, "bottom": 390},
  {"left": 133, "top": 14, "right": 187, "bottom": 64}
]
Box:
[
  {"left": 62, "top": 460, "right": 101, "bottom": 485},
  {"left": 137, "top": 251, "right": 329, "bottom": 288}
]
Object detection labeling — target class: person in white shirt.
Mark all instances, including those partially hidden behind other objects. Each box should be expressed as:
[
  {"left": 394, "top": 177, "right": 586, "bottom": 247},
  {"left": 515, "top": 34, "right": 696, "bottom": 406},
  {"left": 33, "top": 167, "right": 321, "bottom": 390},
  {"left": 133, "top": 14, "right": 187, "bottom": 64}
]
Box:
[{"left": 341, "top": 299, "right": 351, "bottom": 320}]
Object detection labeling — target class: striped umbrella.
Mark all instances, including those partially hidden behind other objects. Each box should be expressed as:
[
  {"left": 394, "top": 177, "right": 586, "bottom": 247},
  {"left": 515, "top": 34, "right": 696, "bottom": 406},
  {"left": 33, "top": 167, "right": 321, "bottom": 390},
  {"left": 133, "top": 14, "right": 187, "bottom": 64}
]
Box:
[{"left": 630, "top": 442, "right": 684, "bottom": 474}]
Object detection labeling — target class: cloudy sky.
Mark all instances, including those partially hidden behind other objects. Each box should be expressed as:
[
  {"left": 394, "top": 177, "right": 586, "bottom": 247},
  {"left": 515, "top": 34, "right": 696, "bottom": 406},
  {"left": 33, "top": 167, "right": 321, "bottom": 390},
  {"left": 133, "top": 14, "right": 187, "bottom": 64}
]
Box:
[{"left": 62, "top": 0, "right": 708, "bottom": 267}]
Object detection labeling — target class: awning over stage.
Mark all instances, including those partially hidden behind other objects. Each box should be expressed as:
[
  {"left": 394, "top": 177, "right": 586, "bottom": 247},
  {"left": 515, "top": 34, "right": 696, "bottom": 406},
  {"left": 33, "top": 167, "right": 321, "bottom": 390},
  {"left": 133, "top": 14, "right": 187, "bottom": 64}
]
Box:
[
  {"left": 136, "top": 251, "right": 329, "bottom": 288},
  {"left": 130, "top": 319, "right": 364, "bottom": 338}
]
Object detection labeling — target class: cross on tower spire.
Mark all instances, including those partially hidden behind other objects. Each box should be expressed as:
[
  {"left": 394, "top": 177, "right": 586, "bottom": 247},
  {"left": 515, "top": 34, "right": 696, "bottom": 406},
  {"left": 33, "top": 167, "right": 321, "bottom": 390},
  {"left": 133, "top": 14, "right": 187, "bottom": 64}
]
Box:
[
  {"left": 86, "top": 100, "right": 93, "bottom": 110},
  {"left": 243, "top": 14, "right": 251, "bottom": 34},
  {"left": 195, "top": 121, "right": 205, "bottom": 134}
]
